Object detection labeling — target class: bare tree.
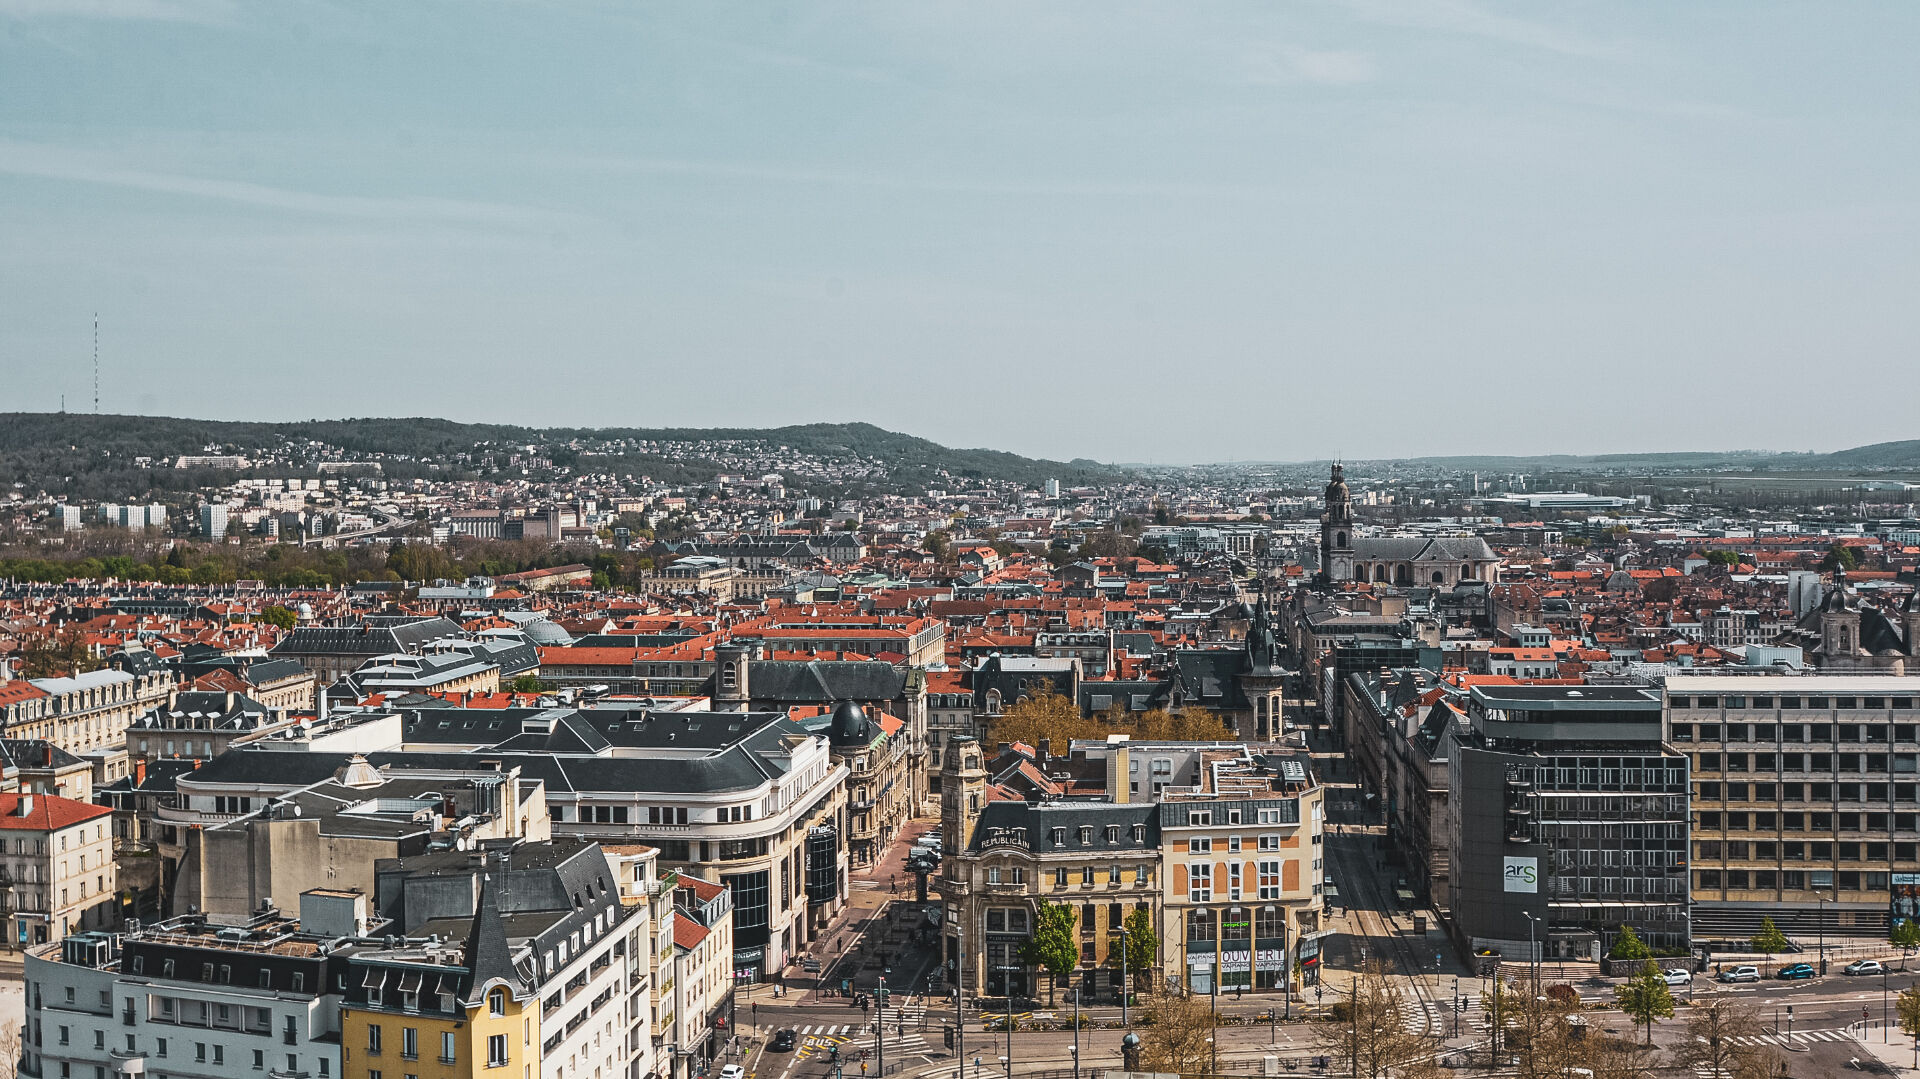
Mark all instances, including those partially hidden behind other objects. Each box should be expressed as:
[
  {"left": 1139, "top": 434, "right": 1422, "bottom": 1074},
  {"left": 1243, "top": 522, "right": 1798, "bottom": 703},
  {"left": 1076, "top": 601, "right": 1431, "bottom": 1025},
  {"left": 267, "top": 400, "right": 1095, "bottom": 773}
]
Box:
[
  {"left": 1669, "top": 997, "right": 1778, "bottom": 1079},
  {"left": 0, "top": 1020, "right": 20, "bottom": 1079},
  {"left": 1318, "top": 962, "right": 1431, "bottom": 1079},
  {"left": 1137, "top": 987, "right": 1218, "bottom": 1076}
]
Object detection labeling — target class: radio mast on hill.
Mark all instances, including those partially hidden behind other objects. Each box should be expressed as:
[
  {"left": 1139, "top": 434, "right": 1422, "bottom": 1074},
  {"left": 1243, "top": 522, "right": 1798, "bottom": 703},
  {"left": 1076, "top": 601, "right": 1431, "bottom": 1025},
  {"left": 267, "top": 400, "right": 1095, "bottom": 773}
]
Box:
[{"left": 94, "top": 313, "right": 100, "bottom": 414}]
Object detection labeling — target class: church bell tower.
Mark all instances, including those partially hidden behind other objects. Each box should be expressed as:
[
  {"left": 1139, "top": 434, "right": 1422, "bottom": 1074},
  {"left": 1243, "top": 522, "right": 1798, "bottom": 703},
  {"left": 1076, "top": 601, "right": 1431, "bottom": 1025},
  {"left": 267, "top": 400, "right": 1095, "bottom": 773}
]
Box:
[{"left": 1320, "top": 462, "right": 1355, "bottom": 583}]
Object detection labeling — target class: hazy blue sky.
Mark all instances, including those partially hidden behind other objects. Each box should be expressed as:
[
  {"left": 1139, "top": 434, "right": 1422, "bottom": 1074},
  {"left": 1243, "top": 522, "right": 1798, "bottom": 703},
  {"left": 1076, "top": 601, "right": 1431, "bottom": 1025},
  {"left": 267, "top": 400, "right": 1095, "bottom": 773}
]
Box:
[{"left": 3, "top": 2, "right": 1916, "bottom": 463}]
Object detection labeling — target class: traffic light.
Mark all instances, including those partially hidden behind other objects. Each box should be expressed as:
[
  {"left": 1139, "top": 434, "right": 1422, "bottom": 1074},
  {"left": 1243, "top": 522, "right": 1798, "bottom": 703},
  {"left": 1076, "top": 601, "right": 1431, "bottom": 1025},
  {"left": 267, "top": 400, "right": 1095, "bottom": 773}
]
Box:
[
  {"left": 944, "top": 1028, "right": 955, "bottom": 1049},
  {"left": 829, "top": 1045, "right": 841, "bottom": 1063}
]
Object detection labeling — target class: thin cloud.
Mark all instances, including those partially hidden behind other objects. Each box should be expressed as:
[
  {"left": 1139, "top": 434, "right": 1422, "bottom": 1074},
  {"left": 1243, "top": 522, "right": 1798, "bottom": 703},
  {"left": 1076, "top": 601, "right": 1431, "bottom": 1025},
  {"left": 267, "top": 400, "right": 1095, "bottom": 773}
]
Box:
[{"left": 0, "top": 138, "right": 578, "bottom": 228}]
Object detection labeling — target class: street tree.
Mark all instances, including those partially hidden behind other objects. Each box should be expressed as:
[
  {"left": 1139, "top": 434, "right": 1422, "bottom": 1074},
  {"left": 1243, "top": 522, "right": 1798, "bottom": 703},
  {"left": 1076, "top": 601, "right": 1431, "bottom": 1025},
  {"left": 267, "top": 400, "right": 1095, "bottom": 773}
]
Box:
[
  {"left": 1892, "top": 920, "right": 1920, "bottom": 969},
  {"left": 1503, "top": 984, "right": 1585, "bottom": 1079},
  {"left": 1612, "top": 961, "right": 1675, "bottom": 1044},
  {"left": 1319, "top": 962, "right": 1429, "bottom": 1079},
  {"left": 1749, "top": 917, "right": 1790, "bottom": 975},
  {"left": 1669, "top": 997, "right": 1773, "bottom": 1079},
  {"left": 1108, "top": 907, "right": 1158, "bottom": 997},
  {"left": 1583, "top": 1033, "right": 1660, "bottom": 1079},
  {"left": 1136, "top": 988, "right": 1217, "bottom": 1075},
  {"left": 1018, "top": 900, "right": 1078, "bottom": 1006},
  {"left": 1900, "top": 986, "right": 1920, "bottom": 1068},
  {"left": 1607, "top": 926, "right": 1652, "bottom": 963}
]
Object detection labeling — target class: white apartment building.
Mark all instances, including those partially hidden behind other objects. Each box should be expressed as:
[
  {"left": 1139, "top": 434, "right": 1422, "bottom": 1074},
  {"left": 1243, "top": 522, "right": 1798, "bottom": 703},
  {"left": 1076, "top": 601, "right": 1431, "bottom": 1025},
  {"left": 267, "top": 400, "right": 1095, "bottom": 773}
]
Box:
[{"left": 2, "top": 792, "right": 118, "bottom": 951}]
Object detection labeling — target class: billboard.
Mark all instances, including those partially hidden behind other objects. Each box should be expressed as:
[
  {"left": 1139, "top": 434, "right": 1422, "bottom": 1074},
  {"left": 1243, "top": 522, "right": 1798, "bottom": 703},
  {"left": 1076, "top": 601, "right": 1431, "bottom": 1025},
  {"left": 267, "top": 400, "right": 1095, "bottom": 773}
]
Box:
[
  {"left": 1503, "top": 857, "right": 1539, "bottom": 894},
  {"left": 1893, "top": 873, "right": 1920, "bottom": 927}
]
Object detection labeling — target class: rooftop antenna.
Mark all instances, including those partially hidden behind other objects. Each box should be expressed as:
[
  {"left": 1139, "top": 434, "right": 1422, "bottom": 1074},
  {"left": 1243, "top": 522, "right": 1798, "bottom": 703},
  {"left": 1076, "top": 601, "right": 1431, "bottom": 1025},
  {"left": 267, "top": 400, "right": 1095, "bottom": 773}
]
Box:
[{"left": 93, "top": 313, "right": 100, "bottom": 414}]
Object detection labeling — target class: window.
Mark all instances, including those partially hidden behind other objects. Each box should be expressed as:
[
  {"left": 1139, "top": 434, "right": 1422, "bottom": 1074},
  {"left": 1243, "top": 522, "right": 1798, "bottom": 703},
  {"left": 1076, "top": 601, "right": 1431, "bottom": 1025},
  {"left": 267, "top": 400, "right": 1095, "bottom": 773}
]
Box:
[
  {"left": 1053, "top": 868, "right": 1068, "bottom": 888},
  {"left": 442, "top": 1032, "right": 457, "bottom": 1064},
  {"left": 487, "top": 1033, "right": 509, "bottom": 1067},
  {"left": 1258, "top": 834, "right": 1282, "bottom": 851},
  {"left": 1227, "top": 862, "right": 1242, "bottom": 900},
  {"left": 487, "top": 987, "right": 506, "bottom": 1017},
  {"left": 1188, "top": 863, "right": 1212, "bottom": 902},
  {"left": 1188, "top": 837, "right": 1211, "bottom": 854},
  {"left": 369, "top": 1025, "right": 383, "bottom": 1055},
  {"left": 402, "top": 1027, "right": 418, "bottom": 1060},
  {"left": 1187, "top": 809, "right": 1211, "bottom": 826},
  {"left": 1082, "top": 866, "right": 1095, "bottom": 885},
  {"left": 1257, "top": 860, "right": 1283, "bottom": 900}
]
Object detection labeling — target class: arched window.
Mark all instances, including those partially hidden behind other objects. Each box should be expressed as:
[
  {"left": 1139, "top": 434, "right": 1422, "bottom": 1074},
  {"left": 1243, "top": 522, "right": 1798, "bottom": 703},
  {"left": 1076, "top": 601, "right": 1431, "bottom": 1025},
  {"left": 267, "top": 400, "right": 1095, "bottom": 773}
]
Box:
[
  {"left": 487, "top": 987, "right": 507, "bottom": 1017},
  {"left": 1432, "top": 571, "right": 1444, "bottom": 584},
  {"left": 1335, "top": 532, "right": 1347, "bottom": 548},
  {"left": 1395, "top": 564, "right": 1412, "bottom": 586}
]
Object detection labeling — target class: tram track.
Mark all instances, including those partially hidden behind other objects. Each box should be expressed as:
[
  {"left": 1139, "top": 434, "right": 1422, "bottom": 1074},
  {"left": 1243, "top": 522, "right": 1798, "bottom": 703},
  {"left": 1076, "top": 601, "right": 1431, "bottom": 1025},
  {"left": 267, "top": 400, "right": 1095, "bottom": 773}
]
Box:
[{"left": 1325, "top": 782, "right": 1446, "bottom": 1041}]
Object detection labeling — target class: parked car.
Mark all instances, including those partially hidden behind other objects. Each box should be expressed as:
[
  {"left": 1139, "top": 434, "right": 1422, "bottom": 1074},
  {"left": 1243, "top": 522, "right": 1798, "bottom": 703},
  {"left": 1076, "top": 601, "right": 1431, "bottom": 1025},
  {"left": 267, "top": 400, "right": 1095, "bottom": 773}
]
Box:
[
  {"left": 720, "top": 1066, "right": 747, "bottom": 1079},
  {"left": 1777, "top": 963, "right": 1817, "bottom": 980},
  {"left": 770, "top": 1030, "right": 798, "bottom": 1053},
  {"left": 1662, "top": 968, "right": 1691, "bottom": 986},
  {"left": 802, "top": 958, "right": 822, "bottom": 973},
  {"left": 1718, "top": 966, "right": 1760, "bottom": 983},
  {"left": 1845, "top": 960, "right": 1885, "bottom": 977}
]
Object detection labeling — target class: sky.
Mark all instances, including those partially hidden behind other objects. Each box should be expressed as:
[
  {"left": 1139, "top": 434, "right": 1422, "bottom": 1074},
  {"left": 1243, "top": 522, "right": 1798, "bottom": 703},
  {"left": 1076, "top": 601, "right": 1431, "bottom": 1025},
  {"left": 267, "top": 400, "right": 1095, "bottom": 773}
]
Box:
[{"left": 2, "top": 2, "right": 1917, "bottom": 464}]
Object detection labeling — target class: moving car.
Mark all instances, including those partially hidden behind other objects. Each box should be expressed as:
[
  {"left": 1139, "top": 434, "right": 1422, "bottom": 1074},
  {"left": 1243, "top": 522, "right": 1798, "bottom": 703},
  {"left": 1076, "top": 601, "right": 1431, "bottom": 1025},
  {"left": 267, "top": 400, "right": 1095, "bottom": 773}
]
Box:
[
  {"left": 1662, "top": 968, "right": 1691, "bottom": 986},
  {"left": 1777, "top": 963, "right": 1816, "bottom": 980},
  {"left": 1718, "top": 966, "right": 1760, "bottom": 983},
  {"left": 770, "top": 1030, "right": 798, "bottom": 1052},
  {"left": 720, "top": 1066, "right": 747, "bottom": 1079},
  {"left": 1845, "top": 960, "right": 1885, "bottom": 977}
]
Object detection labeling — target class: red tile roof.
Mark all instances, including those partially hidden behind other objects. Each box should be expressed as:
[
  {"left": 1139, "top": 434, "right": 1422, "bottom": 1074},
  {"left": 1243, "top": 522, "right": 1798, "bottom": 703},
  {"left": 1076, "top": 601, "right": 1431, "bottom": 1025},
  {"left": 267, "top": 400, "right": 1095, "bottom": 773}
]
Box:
[{"left": 0, "top": 793, "right": 113, "bottom": 831}]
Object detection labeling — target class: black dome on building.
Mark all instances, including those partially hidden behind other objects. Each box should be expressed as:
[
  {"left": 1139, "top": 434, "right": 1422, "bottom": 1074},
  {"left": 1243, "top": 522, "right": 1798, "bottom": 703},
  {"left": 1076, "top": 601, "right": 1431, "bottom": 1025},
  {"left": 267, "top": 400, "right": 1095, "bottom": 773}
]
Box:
[{"left": 828, "top": 700, "right": 876, "bottom": 747}]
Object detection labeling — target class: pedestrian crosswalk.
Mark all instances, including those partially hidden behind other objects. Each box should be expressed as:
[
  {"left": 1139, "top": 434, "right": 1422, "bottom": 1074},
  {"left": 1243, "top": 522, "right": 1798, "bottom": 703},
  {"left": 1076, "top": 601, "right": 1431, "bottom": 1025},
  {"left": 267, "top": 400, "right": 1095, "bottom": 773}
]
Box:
[
  {"left": 792, "top": 1025, "right": 936, "bottom": 1061},
  {"left": 1725, "top": 1029, "right": 1856, "bottom": 1046}
]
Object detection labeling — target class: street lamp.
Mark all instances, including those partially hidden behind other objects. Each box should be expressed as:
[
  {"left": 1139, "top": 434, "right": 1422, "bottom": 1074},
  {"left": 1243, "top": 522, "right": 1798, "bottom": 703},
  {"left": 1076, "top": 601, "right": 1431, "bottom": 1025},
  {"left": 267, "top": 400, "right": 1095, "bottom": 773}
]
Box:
[
  {"left": 1521, "top": 912, "right": 1541, "bottom": 995},
  {"left": 1071, "top": 988, "right": 1082, "bottom": 1079},
  {"left": 1817, "top": 892, "right": 1832, "bottom": 975}
]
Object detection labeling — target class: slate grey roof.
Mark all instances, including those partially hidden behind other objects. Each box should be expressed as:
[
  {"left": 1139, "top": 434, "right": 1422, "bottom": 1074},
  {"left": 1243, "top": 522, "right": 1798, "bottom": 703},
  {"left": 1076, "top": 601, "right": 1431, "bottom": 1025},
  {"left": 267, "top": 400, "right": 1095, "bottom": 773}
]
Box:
[
  {"left": 270, "top": 616, "right": 463, "bottom": 658},
  {"left": 243, "top": 658, "right": 312, "bottom": 686},
  {"left": 129, "top": 691, "right": 273, "bottom": 731},
  {"left": 964, "top": 800, "right": 1160, "bottom": 853},
  {"left": 736, "top": 660, "right": 908, "bottom": 704},
  {"left": 1174, "top": 649, "right": 1251, "bottom": 711},
  {"left": 1349, "top": 536, "right": 1497, "bottom": 562}
]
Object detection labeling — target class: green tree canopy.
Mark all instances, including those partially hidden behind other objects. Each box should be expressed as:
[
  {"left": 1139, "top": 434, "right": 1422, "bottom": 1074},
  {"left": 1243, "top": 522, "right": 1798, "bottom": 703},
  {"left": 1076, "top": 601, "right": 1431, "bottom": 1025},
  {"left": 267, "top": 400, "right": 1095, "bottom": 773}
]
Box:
[
  {"left": 1613, "top": 961, "right": 1675, "bottom": 1044},
  {"left": 1893, "top": 920, "right": 1920, "bottom": 968},
  {"left": 1749, "top": 917, "right": 1789, "bottom": 971},
  {"left": 1018, "top": 899, "right": 1079, "bottom": 1005},
  {"left": 1820, "top": 542, "right": 1860, "bottom": 572},
  {"left": 1608, "top": 925, "right": 1652, "bottom": 962},
  {"left": 1108, "top": 906, "right": 1158, "bottom": 993}
]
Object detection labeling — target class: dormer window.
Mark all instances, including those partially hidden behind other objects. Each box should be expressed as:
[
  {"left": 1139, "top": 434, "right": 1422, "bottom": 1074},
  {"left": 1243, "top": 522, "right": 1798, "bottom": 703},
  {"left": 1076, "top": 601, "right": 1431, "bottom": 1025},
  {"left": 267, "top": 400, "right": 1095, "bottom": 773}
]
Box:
[
  {"left": 1050, "top": 828, "right": 1066, "bottom": 845},
  {"left": 1105, "top": 826, "right": 1120, "bottom": 843},
  {"left": 1078, "top": 826, "right": 1093, "bottom": 845}
]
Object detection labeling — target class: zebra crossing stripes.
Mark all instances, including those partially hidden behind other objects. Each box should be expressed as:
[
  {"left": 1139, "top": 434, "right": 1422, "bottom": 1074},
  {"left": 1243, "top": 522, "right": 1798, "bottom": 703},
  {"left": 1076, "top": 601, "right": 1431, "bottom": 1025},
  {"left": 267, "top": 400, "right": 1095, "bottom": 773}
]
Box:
[{"left": 1726, "top": 1029, "right": 1855, "bottom": 1045}]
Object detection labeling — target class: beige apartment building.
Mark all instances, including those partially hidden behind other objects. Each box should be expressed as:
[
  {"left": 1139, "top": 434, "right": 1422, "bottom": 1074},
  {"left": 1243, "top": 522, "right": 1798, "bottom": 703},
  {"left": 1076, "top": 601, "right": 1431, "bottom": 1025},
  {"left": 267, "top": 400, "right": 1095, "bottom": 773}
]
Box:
[{"left": 1670, "top": 673, "right": 1920, "bottom": 945}]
